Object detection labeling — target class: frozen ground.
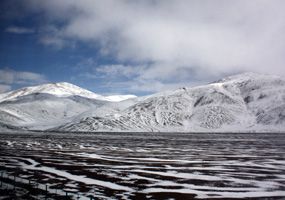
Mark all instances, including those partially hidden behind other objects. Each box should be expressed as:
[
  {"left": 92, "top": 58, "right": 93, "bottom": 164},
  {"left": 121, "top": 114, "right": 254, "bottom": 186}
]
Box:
[{"left": 0, "top": 132, "right": 285, "bottom": 199}]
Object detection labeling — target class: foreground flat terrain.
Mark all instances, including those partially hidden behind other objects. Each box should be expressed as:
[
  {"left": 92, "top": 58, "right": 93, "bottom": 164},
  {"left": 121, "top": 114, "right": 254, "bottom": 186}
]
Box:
[{"left": 0, "top": 132, "right": 284, "bottom": 199}]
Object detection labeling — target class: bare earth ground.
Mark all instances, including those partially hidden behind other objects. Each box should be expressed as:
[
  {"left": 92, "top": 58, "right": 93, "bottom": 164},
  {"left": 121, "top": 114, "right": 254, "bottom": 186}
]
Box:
[{"left": 0, "top": 132, "right": 284, "bottom": 199}]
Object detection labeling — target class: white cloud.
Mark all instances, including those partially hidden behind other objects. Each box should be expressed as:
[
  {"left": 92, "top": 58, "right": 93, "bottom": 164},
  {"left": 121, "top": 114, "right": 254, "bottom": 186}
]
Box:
[
  {"left": 5, "top": 26, "right": 35, "bottom": 34},
  {"left": 23, "top": 0, "right": 285, "bottom": 92},
  {"left": 0, "top": 84, "right": 11, "bottom": 93},
  {"left": 127, "top": 80, "right": 189, "bottom": 93},
  {"left": 95, "top": 64, "right": 144, "bottom": 78},
  {"left": 0, "top": 69, "right": 47, "bottom": 85},
  {"left": 84, "top": 62, "right": 210, "bottom": 93},
  {"left": 39, "top": 36, "right": 66, "bottom": 49}
]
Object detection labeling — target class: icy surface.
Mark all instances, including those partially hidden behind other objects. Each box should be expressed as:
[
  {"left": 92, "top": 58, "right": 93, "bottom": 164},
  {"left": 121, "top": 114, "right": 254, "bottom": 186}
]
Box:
[{"left": 0, "top": 132, "right": 284, "bottom": 199}]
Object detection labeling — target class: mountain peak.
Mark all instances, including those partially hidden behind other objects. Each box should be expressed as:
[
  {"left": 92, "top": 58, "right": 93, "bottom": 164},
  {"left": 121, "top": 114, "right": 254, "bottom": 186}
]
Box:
[
  {"left": 0, "top": 82, "right": 137, "bottom": 103},
  {"left": 0, "top": 82, "right": 103, "bottom": 103},
  {"left": 215, "top": 72, "right": 283, "bottom": 84},
  {"left": 0, "top": 73, "right": 284, "bottom": 132}
]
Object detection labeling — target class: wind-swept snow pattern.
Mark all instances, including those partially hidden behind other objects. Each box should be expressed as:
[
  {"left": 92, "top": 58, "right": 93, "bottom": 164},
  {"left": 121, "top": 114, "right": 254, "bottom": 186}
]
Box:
[{"left": 0, "top": 132, "right": 284, "bottom": 199}]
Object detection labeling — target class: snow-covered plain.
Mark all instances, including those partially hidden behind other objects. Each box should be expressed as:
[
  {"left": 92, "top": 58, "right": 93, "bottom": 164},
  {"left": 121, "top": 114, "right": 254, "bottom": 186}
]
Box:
[
  {"left": 0, "top": 72, "right": 284, "bottom": 132},
  {"left": 0, "top": 132, "right": 284, "bottom": 199}
]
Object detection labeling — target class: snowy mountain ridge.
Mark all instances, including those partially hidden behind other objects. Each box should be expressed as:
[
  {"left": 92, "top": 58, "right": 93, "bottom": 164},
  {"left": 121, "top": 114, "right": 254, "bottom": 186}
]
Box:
[
  {"left": 56, "top": 73, "right": 285, "bottom": 132},
  {"left": 0, "top": 82, "right": 136, "bottom": 103},
  {"left": 0, "top": 72, "right": 284, "bottom": 132}
]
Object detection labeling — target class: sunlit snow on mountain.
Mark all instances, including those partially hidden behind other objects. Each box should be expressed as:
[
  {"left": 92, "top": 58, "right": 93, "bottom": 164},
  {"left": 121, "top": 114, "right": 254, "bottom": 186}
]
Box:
[{"left": 0, "top": 72, "right": 284, "bottom": 132}]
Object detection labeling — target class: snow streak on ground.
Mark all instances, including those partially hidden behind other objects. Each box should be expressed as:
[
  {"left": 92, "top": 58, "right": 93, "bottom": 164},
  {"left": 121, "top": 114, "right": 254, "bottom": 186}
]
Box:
[{"left": 0, "top": 132, "right": 285, "bottom": 199}]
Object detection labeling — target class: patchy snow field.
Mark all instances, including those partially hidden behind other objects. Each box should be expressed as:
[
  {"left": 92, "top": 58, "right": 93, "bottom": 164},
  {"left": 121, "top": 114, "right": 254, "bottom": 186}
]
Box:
[{"left": 0, "top": 132, "right": 284, "bottom": 199}]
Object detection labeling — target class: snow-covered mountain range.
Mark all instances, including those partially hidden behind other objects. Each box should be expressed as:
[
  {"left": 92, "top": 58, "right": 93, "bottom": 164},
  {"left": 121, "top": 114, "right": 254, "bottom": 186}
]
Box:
[
  {"left": 0, "top": 82, "right": 136, "bottom": 131},
  {"left": 0, "top": 73, "right": 284, "bottom": 132},
  {"left": 0, "top": 82, "right": 136, "bottom": 103}
]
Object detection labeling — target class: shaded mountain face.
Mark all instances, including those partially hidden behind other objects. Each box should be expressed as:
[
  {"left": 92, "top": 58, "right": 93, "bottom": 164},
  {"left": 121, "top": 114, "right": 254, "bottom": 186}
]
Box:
[{"left": 0, "top": 73, "right": 284, "bottom": 132}]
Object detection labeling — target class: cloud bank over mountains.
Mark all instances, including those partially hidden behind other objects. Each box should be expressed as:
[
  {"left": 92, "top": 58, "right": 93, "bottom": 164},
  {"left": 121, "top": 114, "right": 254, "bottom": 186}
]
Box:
[
  {"left": 25, "top": 0, "right": 285, "bottom": 74},
  {"left": 2, "top": 0, "right": 285, "bottom": 93}
]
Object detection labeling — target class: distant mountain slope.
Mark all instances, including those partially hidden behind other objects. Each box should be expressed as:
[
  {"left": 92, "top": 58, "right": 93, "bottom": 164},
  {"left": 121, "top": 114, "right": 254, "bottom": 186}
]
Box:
[
  {"left": 0, "top": 82, "right": 136, "bottom": 103},
  {"left": 0, "top": 121, "right": 23, "bottom": 132},
  {"left": 0, "top": 93, "right": 108, "bottom": 130},
  {"left": 0, "top": 73, "right": 284, "bottom": 132},
  {"left": 57, "top": 73, "right": 285, "bottom": 132},
  {"left": 0, "top": 83, "right": 136, "bottom": 130}
]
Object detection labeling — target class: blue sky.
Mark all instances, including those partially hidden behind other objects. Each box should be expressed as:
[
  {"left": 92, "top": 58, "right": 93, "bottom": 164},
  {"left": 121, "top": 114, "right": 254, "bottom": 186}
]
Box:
[
  {"left": 0, "top": 1, "right": 120, "bottom": 94},
  {"left": 1, "top": 0, "right": 285, "bottom": 95}
]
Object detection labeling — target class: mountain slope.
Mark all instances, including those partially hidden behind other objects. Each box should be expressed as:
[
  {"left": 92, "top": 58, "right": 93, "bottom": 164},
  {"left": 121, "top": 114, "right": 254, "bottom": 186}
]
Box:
[
  {"left": 0, "top": 73, "right": 284, "bottom": 132},
  {"left": 0, "top": 82, "right": 136, "bottom": 130},
  {"left": 0, "top": 82, "right": 136, "bottom": 103},
  {"left": 0, "top": 93, "right": 108, "bottom": 130},
  {"left": 57, "top": 73, "right": 285, "bottom": 132}
]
